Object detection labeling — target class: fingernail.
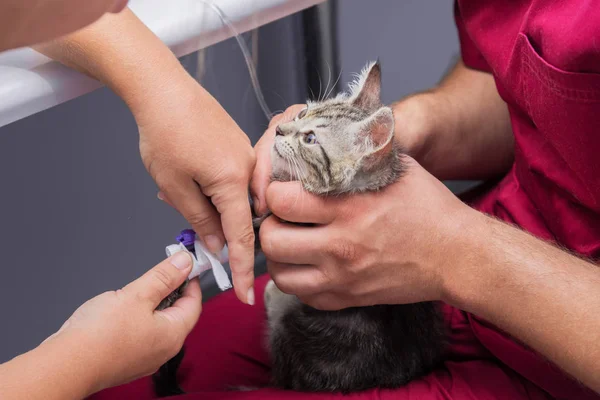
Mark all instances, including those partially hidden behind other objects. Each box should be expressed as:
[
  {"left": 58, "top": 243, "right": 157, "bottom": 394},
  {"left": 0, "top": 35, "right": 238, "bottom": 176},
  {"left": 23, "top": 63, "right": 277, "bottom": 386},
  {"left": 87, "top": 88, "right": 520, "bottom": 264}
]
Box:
[
  {"left": 170, "top": 252, "right": 192, "bottom": 270},
  {"left": 204, "top": 235, "right": 224, "bottom": 255},
  {"left": 157, "top": 192, "right": 164, "bottom": 201},
  {"left": 247, "top": 287, "right": 255, "bottom": 306}
]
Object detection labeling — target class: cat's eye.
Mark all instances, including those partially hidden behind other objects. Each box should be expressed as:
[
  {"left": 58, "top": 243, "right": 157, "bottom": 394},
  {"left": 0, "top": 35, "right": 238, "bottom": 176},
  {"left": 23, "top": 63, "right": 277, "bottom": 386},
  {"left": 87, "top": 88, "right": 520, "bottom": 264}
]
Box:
[
  {"left": 295, "top": 106, "right": 308, "bottom": 121},
  {"left": 303, "top": 131, "right": 318, "bottom": 145}
]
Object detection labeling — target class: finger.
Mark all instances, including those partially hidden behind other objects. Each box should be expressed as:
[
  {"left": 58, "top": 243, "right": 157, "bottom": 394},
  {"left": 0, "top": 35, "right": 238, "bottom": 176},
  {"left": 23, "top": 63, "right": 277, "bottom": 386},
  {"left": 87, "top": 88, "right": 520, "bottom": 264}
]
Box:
[
  {"left": 123, "top": 252, "right": 193, "bottom": 309},
  {"left": 249, "top": 131, "right": 274, "bottom": 216},
  {"left": 267, "top": 260, "right": 329, "bottom": 297},
  {"left": 213, "top": 184, "right": 256, "bottom": 305},
  {"left": 269, "top": 104, "right": 307, "bottom": 128},
  {"left": 259, "top": 215, "right": 321, "bottom": 264},
  {"left": 158, "top": 278, "right": 202, "bottom": 334},
  {"left": 266, "top": 181, "right": 338, "bottom": 224},
  {"left": 161, "top": 177, "right": 225, "bottom": 254},
  {"left": 251, "top": 104, "right": 308, "bottom": 215}
]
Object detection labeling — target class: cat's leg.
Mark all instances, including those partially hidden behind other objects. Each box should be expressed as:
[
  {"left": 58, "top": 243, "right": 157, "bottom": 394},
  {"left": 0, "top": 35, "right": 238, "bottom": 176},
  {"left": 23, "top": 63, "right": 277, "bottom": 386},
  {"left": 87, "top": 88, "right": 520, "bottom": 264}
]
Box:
[
  {"left": 154, "top": 280, "right": 189, "bottom": 397},
  {"left": 156, "top": 280, "right": 188, "bottom": 311}
]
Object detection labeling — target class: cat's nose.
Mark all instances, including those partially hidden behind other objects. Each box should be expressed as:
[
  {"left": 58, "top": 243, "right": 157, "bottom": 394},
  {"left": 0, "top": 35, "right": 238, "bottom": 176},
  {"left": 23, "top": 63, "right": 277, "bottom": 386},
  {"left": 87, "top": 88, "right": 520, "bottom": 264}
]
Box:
[{"left": 275, "top": 126, "right": 284, "bottom": 136}]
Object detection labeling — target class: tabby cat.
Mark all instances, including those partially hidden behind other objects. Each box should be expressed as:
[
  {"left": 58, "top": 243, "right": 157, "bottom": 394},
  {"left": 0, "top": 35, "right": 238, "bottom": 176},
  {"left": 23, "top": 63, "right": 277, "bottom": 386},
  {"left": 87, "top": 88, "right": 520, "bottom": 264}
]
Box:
[{"left": 261, "top": 61, "right": 444, "bottom": 393}]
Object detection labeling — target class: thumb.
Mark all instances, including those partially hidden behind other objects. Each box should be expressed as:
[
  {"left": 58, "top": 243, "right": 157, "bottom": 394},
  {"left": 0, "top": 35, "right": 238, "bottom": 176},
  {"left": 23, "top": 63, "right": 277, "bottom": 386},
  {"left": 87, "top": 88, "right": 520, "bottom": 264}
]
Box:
[
  {"left": 250, "top": 130, "right": 275, "bottom": 216},
  {"left": 250, "top": 104, "right": 308, "bottom": 215},
  {"left": 123, "top": 252, "right": 193, "bottom": 308}
]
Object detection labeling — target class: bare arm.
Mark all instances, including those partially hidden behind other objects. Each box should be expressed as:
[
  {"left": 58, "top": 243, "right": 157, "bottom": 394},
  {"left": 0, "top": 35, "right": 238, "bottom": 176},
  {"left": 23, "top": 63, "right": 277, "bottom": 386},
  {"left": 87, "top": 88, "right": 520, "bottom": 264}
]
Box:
[
  {"left": 34, "top": 8, "right": 187, "bottom": 116},
  {"left": 446, "top": 212, "right": 600, "bottom": 393},
  {"left": 0, "top": 333, "right": 98, "bottom": 400},
  {"left": 393, "top": 58, "right": 514, "bottom": 181}
]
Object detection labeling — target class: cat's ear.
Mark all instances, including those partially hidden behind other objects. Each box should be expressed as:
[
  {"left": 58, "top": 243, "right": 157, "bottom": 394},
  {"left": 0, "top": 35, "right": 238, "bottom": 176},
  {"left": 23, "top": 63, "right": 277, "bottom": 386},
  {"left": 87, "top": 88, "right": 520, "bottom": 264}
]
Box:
[
  {"left": 359, "top": 107, "right": 395, "bottom": 154},
  {"left": 355, "top": 107, "right": 395, "bottom": 167},
  {"left": 349, "top": 61, "right": 382, "bottom": 112}
]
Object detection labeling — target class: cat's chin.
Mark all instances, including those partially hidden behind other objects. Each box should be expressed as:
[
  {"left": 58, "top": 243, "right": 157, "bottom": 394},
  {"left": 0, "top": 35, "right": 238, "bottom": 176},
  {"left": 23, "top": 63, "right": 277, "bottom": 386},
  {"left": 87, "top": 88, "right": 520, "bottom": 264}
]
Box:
[{"left": 270, "top": 154, "right": 294, "bottom": 182}]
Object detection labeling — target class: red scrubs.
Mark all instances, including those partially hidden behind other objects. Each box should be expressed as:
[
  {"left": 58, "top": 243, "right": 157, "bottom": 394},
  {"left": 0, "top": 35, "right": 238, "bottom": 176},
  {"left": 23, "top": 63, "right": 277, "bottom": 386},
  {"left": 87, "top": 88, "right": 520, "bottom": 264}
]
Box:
[{"left": 90, "top": 1, "right": 600, "bottom": 398}]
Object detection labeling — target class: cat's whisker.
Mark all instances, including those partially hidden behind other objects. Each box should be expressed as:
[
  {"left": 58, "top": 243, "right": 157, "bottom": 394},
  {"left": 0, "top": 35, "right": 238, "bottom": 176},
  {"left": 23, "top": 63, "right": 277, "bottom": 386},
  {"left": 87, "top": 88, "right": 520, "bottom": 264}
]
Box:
[
  {"left": 323, "top": 61, "right": 332, "bottom": 101},
  {"left": 291, "top": 160, "right": 299, "bottom": 181},
  {"left": 297, "top": 158, "right": 308, "bottom": 180},
  {"left": 294, "top": 158, "right": 308, "bottom": 188},
  {"left": 326, "top": 70, "right": 343, "bottom": 100},
  {"left": 285, "top": 157, "right": 294, "bottom": 180},
  {"left": 316, "top": 68, "right": 323, "bottom": 102},
  {"left": 288, "top": 156, "right": 298, "bottom": 181},
  {"left": 308, "top": 86, "right": 316, "bottom": 101},
  {"left": 292, "top": 158, "right": 303, "bottom": 185}
]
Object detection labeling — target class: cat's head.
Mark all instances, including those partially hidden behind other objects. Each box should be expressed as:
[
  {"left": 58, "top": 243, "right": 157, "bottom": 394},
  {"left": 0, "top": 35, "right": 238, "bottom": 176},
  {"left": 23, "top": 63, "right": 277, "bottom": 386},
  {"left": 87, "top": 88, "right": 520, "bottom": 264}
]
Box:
[{"left": 271, "top": 61, "right": 401, "bottom": 194}]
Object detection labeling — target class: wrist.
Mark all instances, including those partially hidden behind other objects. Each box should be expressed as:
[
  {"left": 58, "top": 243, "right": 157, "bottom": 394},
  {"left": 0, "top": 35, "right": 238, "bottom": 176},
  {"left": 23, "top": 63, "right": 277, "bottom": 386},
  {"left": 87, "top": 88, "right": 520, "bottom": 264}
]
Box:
[
  {"left": 392, "top": 90, "right": 462, "bottom": 179},
  {"left": 113, "top": 57, "right": 199, "bottom": 121},
  {"left": 437, "top": 208, "right": 494, "bottom": 309},
  {"left": 391, "top": 92, "right": 449, "bottom": 163},
  {"left": 44, "top": 330, "right": 106, "bottom": 396},
  {"left": 391, "top": 94, "right": 432, "bottom": 158}
]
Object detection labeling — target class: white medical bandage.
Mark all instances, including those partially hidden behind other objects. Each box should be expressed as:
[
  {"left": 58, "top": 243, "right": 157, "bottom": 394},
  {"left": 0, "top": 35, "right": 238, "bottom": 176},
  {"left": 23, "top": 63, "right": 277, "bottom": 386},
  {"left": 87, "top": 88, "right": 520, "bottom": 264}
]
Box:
[{"left": 165, "top": 238, "right": 232, "bottom": 291}]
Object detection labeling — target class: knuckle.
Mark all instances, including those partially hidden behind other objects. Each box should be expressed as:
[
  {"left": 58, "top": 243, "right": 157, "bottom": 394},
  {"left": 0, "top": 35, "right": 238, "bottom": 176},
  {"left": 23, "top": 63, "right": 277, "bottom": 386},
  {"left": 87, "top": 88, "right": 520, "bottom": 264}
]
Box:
[
  {"left": 220, "top": 154, "right": 254, "bottom": 182},
  {"left": 155, "top": 175, "right": 178, "bottom": 194},
  {"left": 271, "top": 189, "right": 297, "bottom": 217},
  {"left": 185, "top": 211, "right": 216, "bottom": 231},
  {"left": 328, "top": 239, "right": 358, "bottom": 262},
  {"left": 236, "top": 228, "right": 256, "bottom": 249},
  {"left": 151, "top": 267, "right": 175, "bottom": 294}
]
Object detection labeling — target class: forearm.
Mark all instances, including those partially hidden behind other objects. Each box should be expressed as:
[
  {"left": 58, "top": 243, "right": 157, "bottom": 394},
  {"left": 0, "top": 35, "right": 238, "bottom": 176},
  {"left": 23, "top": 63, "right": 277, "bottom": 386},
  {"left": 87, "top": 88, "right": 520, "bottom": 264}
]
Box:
[
  {"left": 0, "top": 332, "right": 100, "bottom": 400},
  {"left": 393, "top": 58, "right": 514, "bottom": 180},
  {"left": 444, "top": 212, "right": 600, "bottom": 393},
  {"left": 34, "top": 8, "right": 198, "bottom": 117}
]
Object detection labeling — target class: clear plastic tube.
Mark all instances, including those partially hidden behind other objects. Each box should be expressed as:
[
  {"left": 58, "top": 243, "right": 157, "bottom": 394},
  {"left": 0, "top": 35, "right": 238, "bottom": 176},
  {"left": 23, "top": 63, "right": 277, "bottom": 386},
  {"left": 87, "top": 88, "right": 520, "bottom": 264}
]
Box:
[{"left": 196, "top": 0, "right": 273, "bottom": 120}]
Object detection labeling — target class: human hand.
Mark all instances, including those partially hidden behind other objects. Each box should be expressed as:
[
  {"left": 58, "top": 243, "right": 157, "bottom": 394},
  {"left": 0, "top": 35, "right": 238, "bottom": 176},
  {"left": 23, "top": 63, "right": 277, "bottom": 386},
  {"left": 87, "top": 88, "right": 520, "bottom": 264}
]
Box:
[
  {"left": 137, "top": 79, "right": 256, "bottom": 304},
  {"left": 259, "top": 158, "right": 475, "bottom": 310},
  {"left": 45, "top": 252, "right": 201, "bottom": 393},
  {"left": 250, "top": 104, "right": 308, "bottom": 216}
]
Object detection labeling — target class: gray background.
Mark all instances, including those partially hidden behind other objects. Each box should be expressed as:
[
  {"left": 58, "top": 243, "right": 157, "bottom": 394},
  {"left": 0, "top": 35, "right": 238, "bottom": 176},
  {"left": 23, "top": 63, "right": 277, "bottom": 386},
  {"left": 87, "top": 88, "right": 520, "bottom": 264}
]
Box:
[{"left": 0, "top": 0, "right": 458, "bottom": 363}]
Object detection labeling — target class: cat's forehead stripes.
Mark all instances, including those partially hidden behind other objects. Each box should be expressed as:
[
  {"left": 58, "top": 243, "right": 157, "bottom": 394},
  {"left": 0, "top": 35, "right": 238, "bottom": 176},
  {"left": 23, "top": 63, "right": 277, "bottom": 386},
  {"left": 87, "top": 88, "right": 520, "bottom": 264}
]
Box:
[{"left": 305, "top": 103, "right": 368, "bottom": 122}]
